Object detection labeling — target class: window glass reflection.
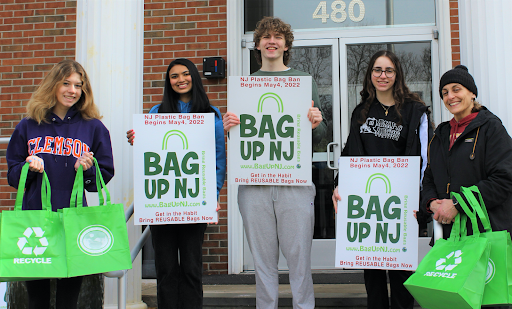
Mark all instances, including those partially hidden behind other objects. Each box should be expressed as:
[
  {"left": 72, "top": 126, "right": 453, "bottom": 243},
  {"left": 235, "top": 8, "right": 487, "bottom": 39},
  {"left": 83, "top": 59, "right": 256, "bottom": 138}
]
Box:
[
  {"left": 347, "top": 43, "right": 432, "bottom": 118},
  {"left": 245, "top": 0, "right": 436, "bottom": 33}
]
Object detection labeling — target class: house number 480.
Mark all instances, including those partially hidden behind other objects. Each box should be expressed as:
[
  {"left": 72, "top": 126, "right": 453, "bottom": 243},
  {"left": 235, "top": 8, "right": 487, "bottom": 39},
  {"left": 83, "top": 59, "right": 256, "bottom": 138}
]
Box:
[{"left": 313, "top": 0, "right": 365, "bottom": 23}]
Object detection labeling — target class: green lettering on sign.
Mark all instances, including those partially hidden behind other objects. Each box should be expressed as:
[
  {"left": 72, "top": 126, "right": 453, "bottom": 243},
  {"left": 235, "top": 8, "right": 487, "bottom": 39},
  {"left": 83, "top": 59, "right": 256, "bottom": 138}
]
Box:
[
  {"left": 240, "top": 114, "right": 257, "bottom": 137},
  {"left": 347, "top": 195, "right": 364, "bottom": 218},
  {"left": 144, "top": 152, "right": 162, "bottom": 176}
]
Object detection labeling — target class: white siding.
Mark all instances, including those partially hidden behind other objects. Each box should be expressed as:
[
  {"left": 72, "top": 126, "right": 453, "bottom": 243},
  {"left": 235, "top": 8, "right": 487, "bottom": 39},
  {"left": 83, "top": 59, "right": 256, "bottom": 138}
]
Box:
[
  {"left": 76, "top": 0, "right": 145, "bottom": 307},
  {"left": 458, "top": 0, "right": 512, "bottom": 131}
]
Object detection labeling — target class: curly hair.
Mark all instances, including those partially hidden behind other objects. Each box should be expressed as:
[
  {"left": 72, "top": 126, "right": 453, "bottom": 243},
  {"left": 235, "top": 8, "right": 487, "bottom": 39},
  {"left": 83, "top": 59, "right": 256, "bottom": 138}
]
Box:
[
  {"left": 253, "top": 17, "right": 294, "bottom": 66},
  {"left": 26, "top": 60, "right": 100, "bottom": 124},
  {"left": 359, "top": 50, "right": 424, "bottom": 124}
]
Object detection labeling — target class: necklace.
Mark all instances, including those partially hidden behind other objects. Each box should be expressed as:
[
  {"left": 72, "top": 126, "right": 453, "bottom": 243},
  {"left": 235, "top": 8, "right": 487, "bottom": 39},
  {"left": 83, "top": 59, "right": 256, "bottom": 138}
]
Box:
[{"left": 379, "top": 102, "right": 392, "bottom": 116}]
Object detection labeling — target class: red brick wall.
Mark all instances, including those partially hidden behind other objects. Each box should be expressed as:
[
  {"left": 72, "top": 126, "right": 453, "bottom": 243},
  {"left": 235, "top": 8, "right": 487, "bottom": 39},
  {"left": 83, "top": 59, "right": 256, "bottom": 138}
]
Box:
[
  {"left": 449, "top": 0, "right": 460, "bottom": 67},
  {"left": 143, "top": 0, "right": 228, "bottom": 274},
  {"left": 0, "top": 0, "right": 229, "bottom": 275},
  {"left": 0, "top": 0, "right": 77, "bottom": 211}
]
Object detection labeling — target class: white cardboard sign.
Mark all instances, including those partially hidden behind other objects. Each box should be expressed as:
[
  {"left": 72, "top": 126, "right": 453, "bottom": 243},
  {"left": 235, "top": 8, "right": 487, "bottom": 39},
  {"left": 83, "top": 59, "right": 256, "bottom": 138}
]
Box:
[
  {"left": 335, "top": 156, "right": 420, "bottom": 271},
  {"left": 228, "top": 76, "right": 312, "bottom": 186},
  {"left": 133, "top": 113, "right": 217, "bottom": 225}
]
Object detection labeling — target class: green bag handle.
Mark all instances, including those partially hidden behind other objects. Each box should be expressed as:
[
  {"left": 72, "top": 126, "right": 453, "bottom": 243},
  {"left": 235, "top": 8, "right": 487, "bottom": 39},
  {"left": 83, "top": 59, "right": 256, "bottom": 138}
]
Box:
[
  {"left": 94, "top": 157, "right": 108, "bottom": 204},
  {"left": 460, "top": 185, "right": 493, "bottom": 232},
  {"left": 451, "top": 191, "right": 481, "bottom": 237},
  {"left": 14, "top": 162, "right": 52, "bottom": 212},
  {"left": 447, "top": 212, "right": 462, "bottom": 242},
  {"left": 444, "top": 197, "right": 471, "bottom": 242},
  {"left": 69, "top": 164, "right": 83, "bottom": 208},
  {"left": 69, "top": 157, "right": 110, "bottom": 208},
  {"left": 42, "top": 171, "right": 51, "bottom": 209},
  {"left": 452, "top": 194, "right": 470, "bottom": 237}
]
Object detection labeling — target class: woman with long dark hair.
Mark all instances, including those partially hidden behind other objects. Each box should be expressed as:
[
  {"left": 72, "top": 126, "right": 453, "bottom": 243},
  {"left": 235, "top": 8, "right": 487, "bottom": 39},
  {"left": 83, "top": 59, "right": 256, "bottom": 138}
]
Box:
[
  {"left": 127, "top": 58, "right": 226, "bottom": 309},
  {"left": 332, "top": 50, "right": 431, "bottom": 309}
]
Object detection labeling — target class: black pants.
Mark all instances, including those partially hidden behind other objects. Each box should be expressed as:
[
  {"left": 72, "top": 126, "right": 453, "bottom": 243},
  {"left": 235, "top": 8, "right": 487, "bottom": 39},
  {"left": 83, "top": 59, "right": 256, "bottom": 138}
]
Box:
[
  {"left": 364, "top": 269, "right": 414, "bottom": 309},
  {"left": 25, "top": 276, "right": 83, "bottom": 309},
  {"left": 151, "top": 223, "right": 207, "bottom": 309}
]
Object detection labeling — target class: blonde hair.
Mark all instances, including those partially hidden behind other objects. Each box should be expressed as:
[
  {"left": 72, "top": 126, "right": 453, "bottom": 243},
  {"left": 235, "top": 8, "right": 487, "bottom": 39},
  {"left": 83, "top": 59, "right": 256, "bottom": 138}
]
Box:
[{"left": 26, "top": 60, "right": 101, "bottom": 124}]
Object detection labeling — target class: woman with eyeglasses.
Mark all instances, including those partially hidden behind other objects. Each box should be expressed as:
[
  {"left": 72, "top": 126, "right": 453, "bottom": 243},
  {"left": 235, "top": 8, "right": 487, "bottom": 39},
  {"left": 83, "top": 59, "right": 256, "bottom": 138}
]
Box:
[{"left": 332, "top": 50, "right": 431, "bottom": 309}]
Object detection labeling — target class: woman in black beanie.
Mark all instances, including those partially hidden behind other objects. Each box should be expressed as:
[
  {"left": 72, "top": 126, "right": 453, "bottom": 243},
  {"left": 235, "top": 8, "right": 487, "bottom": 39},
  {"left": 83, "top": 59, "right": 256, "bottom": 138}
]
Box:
[{"left": 422, "top": 65, "right": 512, "bottom": 308}]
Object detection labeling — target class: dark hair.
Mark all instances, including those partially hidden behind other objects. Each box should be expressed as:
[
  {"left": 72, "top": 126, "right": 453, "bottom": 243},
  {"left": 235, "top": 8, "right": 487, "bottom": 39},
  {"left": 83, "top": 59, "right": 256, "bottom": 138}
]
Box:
[
  {"left": 253, "top": 17, "right": 294, "bottom": 66},
  {"left": 158, "top": 58, "right": 219, "bottom": 117},
  {"left": 359, "top": 50, "right": 424, "bottom": 124}
]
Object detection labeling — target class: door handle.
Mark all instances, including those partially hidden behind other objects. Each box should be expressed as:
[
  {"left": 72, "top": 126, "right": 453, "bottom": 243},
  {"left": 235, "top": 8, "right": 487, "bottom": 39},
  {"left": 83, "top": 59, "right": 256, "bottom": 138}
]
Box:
[{"left": 326, "top": 142, "right": 339, "bottom": 170}]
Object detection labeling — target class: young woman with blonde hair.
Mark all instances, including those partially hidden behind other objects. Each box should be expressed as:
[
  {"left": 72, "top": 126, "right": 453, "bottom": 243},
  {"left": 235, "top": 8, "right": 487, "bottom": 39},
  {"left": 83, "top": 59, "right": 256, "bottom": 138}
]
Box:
[{"left": 6, "top": 59, "right": 114, "bottom": 309}]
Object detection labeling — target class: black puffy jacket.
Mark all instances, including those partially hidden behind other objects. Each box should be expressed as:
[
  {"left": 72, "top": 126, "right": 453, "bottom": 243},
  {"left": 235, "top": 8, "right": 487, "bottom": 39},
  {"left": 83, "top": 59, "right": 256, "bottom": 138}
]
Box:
[{"left": 422, "top": 107, "right": 512, "bottom": 237}]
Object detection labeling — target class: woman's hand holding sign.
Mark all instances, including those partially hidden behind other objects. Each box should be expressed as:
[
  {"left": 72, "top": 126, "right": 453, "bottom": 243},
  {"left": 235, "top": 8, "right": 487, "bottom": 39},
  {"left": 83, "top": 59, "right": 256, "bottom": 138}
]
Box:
[
  {"left": 209, "top": 201, "right": 221, "bottom": 225},
  {"left": 126, "top": 129, "right": 135, "bottom": 145}
]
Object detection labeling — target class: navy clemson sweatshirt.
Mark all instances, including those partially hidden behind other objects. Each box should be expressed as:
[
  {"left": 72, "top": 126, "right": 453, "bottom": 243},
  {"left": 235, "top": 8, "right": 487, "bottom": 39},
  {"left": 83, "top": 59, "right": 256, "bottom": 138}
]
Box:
[{"left": 6, "top": 106, "right": 114, "bottom": 211}]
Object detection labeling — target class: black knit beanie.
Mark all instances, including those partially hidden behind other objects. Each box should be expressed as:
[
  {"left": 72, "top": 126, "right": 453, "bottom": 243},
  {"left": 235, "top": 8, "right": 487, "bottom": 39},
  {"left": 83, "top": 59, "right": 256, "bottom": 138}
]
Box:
[{"left": 439, "top": 65, "right": 478, "bottom": 98}]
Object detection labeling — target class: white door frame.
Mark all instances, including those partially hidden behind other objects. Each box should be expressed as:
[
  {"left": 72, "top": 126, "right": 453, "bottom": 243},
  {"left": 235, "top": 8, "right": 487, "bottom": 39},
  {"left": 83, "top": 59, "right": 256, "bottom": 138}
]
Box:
[
  {"left": 227, "top": 0, "right": 451, "bottom": 274},
  {"left": 239, "top": 39, "right": 341, "bottom": 271}
]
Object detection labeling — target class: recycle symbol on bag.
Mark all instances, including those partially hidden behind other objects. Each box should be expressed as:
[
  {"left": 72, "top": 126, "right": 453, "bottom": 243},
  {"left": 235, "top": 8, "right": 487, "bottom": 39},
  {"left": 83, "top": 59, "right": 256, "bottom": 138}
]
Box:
[
  {"left": 436, "top": 250, "right": 462, "bottom": 271},
  {"left": 17, "top": 227, "right": 48, "bottom": 256}
]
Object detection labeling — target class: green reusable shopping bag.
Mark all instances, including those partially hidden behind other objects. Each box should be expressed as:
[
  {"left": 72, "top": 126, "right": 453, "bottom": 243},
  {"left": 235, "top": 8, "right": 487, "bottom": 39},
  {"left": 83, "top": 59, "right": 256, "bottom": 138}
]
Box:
[
  {"left": 0, "top": 163, "right": 67, "bottom": 281},
  {"left": 62, "top": 158, "right": 131, "bottom": 277},
  {"left": 458, "top": 186, "right": 512, "bottom": 306},
  {"left": 404, "top": 205, "right": 490, "bottom": 309}
]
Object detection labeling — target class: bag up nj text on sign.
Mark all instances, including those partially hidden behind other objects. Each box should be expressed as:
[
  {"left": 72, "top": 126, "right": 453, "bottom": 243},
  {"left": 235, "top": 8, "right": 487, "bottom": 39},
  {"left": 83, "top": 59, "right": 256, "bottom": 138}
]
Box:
[
  {"left": 228, "top": 76, "right": 312, "bottom": 186},
  {"left": 133, "top": 113, "right": 217, "bottom": 225}
]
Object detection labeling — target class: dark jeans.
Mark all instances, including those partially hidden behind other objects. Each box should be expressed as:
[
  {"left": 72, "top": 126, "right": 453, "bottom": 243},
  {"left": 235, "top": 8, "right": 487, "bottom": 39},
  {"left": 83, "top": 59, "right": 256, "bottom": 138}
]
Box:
[
  {"left": 151, "top": 223, "right": 207, "bottom": 309},
  {"left": 364, "top": 269, "right": 414, "bottom": 309},
  {"left": 26, "top": 276, "right": 83, "bottom": 309}
]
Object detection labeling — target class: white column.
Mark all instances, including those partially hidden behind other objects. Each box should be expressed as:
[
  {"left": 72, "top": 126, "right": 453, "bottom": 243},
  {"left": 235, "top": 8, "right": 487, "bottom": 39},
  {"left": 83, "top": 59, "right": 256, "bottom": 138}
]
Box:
[
  {"left": 458, "top": 0, "right": 512, "bottom": 130},
  {"left": 436, "top": 0, "right": 453, "bottom": 123},
  {"left": 76, "top": 0, "right": 146, "bottom": 308},
  {"left": 226, "top": 0, "right": 245, "bottom": 275}
]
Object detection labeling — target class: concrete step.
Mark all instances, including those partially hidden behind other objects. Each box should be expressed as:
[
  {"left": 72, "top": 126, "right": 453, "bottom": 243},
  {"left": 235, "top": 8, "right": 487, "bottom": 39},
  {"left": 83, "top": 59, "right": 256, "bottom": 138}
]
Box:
[
  {"left": 142, "top": 271, "right": 423, "bottom": 308},
  {"left": 144, "top": 282, "right": 368, "bottom": 308}
]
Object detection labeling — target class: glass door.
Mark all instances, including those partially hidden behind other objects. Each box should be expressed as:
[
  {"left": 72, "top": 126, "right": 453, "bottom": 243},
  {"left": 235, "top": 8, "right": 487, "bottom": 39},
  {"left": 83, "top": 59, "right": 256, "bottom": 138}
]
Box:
[
  {"left": 240, "top": 34, "right": 438, "bottom": 271},
  {"left": 340, "top": 36, "right": 439, "bottom": 140},
  {"left": 241, "top": 39, "right": 341, "bottom": 270}
]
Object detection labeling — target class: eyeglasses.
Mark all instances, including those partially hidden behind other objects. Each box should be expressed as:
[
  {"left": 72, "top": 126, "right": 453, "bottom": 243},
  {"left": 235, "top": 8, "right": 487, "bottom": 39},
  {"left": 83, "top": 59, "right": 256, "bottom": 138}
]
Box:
[{"left": 372, "top": 68, "right": 396, "bottom": 78}]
